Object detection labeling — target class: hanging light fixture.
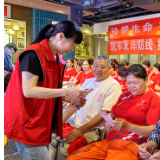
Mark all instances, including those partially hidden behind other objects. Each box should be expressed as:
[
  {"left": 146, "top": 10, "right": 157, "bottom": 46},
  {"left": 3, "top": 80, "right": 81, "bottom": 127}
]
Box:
[
  {"left": 7, "top": 29, "right": 15, "bottom": 35},
  {"left": 12, "top": 23, "right": 20, "bottom": 31}
]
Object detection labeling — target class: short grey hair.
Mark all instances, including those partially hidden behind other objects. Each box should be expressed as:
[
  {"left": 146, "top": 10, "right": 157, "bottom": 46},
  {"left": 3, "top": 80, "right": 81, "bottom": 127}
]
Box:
[{"left": 94, "top": 55, "right": 111, "bottom": 67}]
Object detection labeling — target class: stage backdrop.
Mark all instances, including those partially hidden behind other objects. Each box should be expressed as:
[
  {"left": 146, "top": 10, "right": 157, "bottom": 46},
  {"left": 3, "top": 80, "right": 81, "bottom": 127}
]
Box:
[{"left": 108, "top": 17, "right": 160, "bottom": 55}]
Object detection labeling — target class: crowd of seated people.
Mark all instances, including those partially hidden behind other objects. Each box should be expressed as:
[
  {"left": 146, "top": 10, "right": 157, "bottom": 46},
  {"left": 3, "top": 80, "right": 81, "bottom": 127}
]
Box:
[
  {"left": 59, "top": 58, "right": 160, "bottom": 160},
  {"left": 64, "top": 63, "right": 160, "bottom": 160}
]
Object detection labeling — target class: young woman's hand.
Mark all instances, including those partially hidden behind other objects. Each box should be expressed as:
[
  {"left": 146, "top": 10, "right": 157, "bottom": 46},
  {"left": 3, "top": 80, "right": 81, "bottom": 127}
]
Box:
[{"left": 65, "top": 88, "right": 86, "bottom": 99}]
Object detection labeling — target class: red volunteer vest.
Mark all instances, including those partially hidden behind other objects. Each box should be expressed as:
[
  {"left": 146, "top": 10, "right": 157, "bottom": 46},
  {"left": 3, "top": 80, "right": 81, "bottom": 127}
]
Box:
[{"left": 4, "top": 39, "right": 65, "bottom": 145}]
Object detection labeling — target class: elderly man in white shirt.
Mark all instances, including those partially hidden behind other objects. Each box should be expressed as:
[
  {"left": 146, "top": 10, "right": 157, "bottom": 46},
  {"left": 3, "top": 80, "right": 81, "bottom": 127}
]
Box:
[{"left": 58, "top": 55, "right": 122, "bottom": 160}]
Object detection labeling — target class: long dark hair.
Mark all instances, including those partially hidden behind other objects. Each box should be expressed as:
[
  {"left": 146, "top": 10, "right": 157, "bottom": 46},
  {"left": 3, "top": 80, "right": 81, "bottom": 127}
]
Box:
[{"left": 32, "top": 21, "right": 83, "bottom": 44}]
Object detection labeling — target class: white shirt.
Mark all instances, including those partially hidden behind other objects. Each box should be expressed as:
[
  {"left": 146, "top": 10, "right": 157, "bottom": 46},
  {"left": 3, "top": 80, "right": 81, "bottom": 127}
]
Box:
[{"left": 74, "top": 76, "right": 122, "bottom": 128}]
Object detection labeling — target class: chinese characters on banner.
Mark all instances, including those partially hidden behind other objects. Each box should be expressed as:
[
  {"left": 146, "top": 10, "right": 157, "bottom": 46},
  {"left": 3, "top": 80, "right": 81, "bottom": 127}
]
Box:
[{"left": 108, "top": 17, "right": 160, "bottom": 55}]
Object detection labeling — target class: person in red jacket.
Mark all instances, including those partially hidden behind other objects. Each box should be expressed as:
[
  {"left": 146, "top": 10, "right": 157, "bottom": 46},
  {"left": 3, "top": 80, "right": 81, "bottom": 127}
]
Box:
[
  {"left": 147, "top": 63, "right": 160, "bottom": 94},
  {"left": 109, "top": 63, "right": 117, "bottom": 78},
  {"left": 4, "top": 21, "right": 86, "bottom": 160},
  {"left": 114, "top": 66, "right": 128, "bottom": 93},
  {"left": 123, "top": 61, "right": 129, "bottom": 69},
  {"left": 63, "top": 58, "right": 77, "bottom": 82},
  {"left": 142, "top": 60, "right": 152, "bottom": 76},
  {"left": 70, "top": 59, "right": 84, "bottom": 86}
]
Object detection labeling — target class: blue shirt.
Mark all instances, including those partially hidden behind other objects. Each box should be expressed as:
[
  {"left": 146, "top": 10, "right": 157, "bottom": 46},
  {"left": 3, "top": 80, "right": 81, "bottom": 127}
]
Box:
[
  {"left": 148, "top": 118, "right": 160, "bottom": 147},
  {"left": 4, "top": 47, "right": 13, "bottom": 72}
]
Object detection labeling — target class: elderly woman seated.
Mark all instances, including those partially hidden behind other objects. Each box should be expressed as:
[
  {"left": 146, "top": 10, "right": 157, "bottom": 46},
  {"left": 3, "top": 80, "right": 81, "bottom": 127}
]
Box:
[{"left": 66, "top": 64, "right": 160, "bottom": 160}]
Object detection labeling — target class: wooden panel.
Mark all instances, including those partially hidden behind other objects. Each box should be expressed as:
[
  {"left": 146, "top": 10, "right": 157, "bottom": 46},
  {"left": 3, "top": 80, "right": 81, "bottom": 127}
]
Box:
[{"left": 4, "top": 0, "right": 70, "bottom": 19}]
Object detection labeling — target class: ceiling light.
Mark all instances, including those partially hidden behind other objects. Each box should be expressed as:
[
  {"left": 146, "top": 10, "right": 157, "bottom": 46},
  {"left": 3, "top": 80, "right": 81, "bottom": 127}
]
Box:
[
  {"left": 7, "top": 29, "right": 15, "bottom": 35},
  {"left": 126, "top": 1, "right": 130, "bottom": 7}
]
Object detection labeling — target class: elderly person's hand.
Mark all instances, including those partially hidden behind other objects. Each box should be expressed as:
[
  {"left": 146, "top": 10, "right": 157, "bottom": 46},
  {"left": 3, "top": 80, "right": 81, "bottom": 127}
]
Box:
[
  {"left": 111, "top": 118, "right": 130, "bottom": 131},
  {"left": 139, "top": 142, "right": 154, "bottom": 159},
  {"left": 139, "top": 141, "right": 159, "bottom": 159},
  {"left": 105, "top": 122, "right": 114, "bottom": 133},
  {"left": 150, "top": 150, "right": 160, "bottom": 160},
  {"left": 65, "top": 128, "right": 84, "bottom": 144}
]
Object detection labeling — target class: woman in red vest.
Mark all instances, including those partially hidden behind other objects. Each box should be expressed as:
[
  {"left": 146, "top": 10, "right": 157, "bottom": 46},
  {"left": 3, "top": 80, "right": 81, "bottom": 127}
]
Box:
[{"left": 4, "top": 21, "right": 86, "bottom": 160}]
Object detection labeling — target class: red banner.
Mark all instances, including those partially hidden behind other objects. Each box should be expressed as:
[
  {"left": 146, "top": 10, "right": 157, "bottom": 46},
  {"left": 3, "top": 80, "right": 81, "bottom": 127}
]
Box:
[
  {"left": 108, "top": 17, "right": 160, "bottom": 55},
  {"left": 4, "top": 6, "right": 7, "bottom": 16}
]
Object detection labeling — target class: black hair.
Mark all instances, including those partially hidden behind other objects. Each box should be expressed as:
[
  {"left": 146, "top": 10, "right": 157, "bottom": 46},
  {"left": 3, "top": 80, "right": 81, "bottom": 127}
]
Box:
[
  {"left": 111, "top": 63, "right": 115, "bottom": 70},
  {"left": 118, "top": 66, "right": 127, "bottom": 77},
  {"left": 143, "top": 60, "right": 151, "bottom": 68},
  {"left": 77, "top": 59, "right": 83, "bottom": 66},
  {"left": 83, "top": 59, "right": 93, "bottom": 66},
  {"left": 5, "top": 43, "right": 17, "bottom": 52},
  {"left": 32, "top": 21, "right": 83, "bottom": 44},
  {"left": 125, "top": 64, "right": 147, "bottom": 80},
  {"left": 88, "top": 59, "right": 94, "bottom": 65},
  {"left": 153, "top": 63, "right": 160, "bottom": 72},
  {"left": 110, "top": 59, "right": 119, "bottom": 65},
  {"left": 124, "top": 61, "right": 129, "bottom": 66},
  {"left": 118, "top": 63, "right": 125, "bottom": 69},
  {"left": 74, "top": 58, "right": 78, "bottom": 62},
  {"left": 77, "top": 60, "right": 84, "bottom": 71},
  {"left": 67, "top": 58, "right": 74, "bottom": 64}
]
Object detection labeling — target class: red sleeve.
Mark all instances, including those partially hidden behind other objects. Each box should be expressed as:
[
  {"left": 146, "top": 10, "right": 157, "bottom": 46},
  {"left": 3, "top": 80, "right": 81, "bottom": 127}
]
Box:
[
  {"left": 110, "top": 98, "right": 121, "bottom": 115},
  {"left": 147, "top": 69, "right": 152, "bottom": 76},
  {"left": 88, "top": 71, "right": 95, "bottom": 78},
  {"left": 157, "top": 81, "right": 160, "bottom": 86},
  {"left": 152, "top": 75, "right": 160, "bottom": 84},
  {"left": 146, "top": 94, "right": 160, "bottom": 125},
  {"left": 151, "top": 76, "right": 157, "bottom": 84},
  {"left": 71, "top": 69, "right": 77, "bottom": 77},
  {"left": 76, "top": 71, "right": 83, "bottom": 81}
]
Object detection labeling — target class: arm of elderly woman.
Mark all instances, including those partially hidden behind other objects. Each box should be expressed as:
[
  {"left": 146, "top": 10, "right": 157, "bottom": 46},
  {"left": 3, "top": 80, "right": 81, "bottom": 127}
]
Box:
[
  {"left": 107, "top": 113, "right": 155, "bottom": 138},
  {"left": 22, "top": 71, "right": 86, "bottom": 99}
]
